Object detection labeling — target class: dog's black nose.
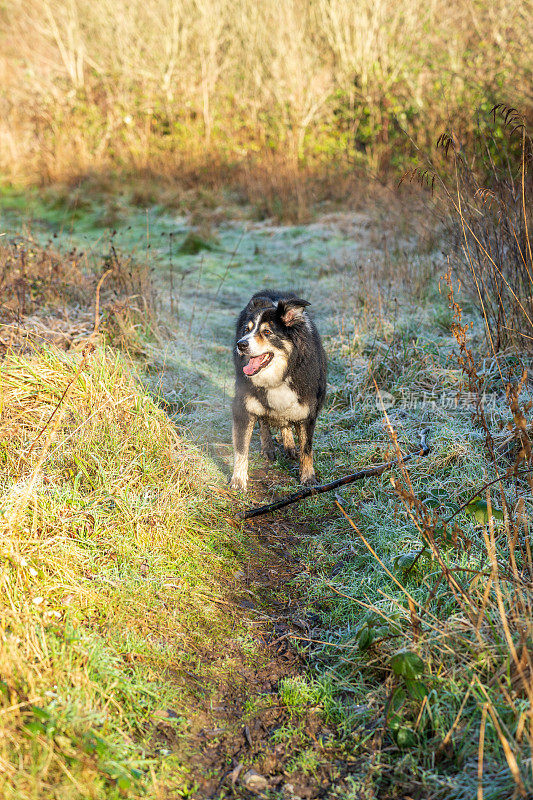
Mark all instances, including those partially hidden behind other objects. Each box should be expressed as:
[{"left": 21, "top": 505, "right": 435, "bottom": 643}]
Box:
[{"left": 237, "top": 338, "right": 249, "bottom": 353}]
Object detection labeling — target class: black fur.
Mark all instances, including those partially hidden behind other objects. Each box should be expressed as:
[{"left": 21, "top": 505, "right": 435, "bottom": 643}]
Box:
[{"left": 230, "top": 290, "right": 327, "bottom": 491}]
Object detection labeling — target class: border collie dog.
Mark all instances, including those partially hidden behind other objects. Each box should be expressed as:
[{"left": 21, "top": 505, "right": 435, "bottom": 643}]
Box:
[{"left": 230, "top": 290, "right": 326, "bottom": 491}]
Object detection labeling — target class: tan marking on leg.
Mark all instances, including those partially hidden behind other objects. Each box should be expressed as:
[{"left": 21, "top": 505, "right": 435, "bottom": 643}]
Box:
[
  {"left": 281, "top": 426, "right": 297, "bottom": 459},
  {"left": 296, "top": 422, "right": 317, "bottom": 484},
  {"left": 300, "top": 449, "right": 316, "bottom": 483}
]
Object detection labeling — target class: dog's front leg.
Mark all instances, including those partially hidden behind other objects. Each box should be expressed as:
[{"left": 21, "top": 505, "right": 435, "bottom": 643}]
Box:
[
  {"left": 259, "top": 420, "right": 275, "bottom": 461},
  {"left": 296, "top": 419, "right": 318, "bottom": 485},
  {"left": 230, "top": 403, "right": 255, "bottom": 491}
]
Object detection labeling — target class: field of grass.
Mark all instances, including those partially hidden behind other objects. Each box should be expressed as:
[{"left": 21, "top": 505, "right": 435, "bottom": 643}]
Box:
[
  {"left": 1, "top": 162, "right": 532, "bottom": 799},
  {"left": 1, "top": 0, "right": 531, "bottom": 219}
]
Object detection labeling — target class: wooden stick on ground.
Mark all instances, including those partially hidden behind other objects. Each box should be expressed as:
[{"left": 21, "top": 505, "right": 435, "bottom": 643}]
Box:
[{"left": 242, "top": 428, "right": 431, "bottom": 520}]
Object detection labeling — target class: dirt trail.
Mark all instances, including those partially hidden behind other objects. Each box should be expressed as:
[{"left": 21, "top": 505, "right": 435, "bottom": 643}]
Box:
[
  {"left": 178, "top": 471, "right": 348, "bottom": 799},
  {"left": 147, "top": 213, "right": 380, "bottom": 797}
]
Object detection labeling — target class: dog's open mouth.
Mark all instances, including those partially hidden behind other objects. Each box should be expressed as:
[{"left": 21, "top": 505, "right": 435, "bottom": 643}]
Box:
[{"left": 243, "top": 352, "right": 273, "bottom": 376}]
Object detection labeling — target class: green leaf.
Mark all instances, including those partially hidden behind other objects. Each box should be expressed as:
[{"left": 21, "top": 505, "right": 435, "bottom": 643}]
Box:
[
  {"left": 25, "top": 706, "right": 56, "bottom": 736},
  {"left": 423, "top": 496, "right": 442, "bottom": 509},
  {"left": 357, "top": 626, "right": 373, "bottom": 651},
  {"left": 390, "top": 650, "right": 425, "bottom": 680},
  {"left": 30, "top": 705, "right": 52, "bottom": 722},
  {"left": 390, "top": 686, "right": 406, "bottom": 711},
  {"left": 23, "top": 720, "right": 45, "bottom": 736},
  {"left": 129, "top": 768, "right": 143, "bottom": 780},
  {"left": 423, "top": 525, "right": 454, "bottom": 546},
  {"left": 422, "top": 489, "right": 459, "bottom": 513},
  {"left": 388, "top": 712, "right": 401, "bottom": 731},
  {"left": 465, "top": 498, "right": 504, "bottom": 525},
  {"left": 395, "top": 725, "right": 417, "bottom": 747},
  {"left": 423, "top": 489, "right": 458, "bottom": 510},
  {"left": 103, "top": 761, "right": 140, "bottom": 790},
  {"left": 405, "top": 679, "right": 428, "bottom": 700},
  {"left": 394, "top": 550, "right": 427, "bottom": 573},
  {"left": 362, "top": 611, "right": 384, "bottom": 627}
]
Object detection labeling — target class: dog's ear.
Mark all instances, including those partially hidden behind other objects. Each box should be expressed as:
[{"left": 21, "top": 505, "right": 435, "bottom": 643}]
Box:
[
  {"left": 249, "top": 295, "right": 276, "bottom": 311},
  {"left": 277, "top": 298, "right": 310, "bottom": 326}
]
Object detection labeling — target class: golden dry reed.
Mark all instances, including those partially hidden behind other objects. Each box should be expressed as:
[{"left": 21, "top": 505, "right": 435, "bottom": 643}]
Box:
[{"left": 0, "top": 0, "right": 531, "bottom": 185}]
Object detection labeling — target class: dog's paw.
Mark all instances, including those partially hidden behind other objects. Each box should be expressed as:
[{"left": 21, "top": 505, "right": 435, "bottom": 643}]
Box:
[
  {"left": 301, "top": 474, "right": 319, "bottom": 487},
  {"left": 262, "top": 446, "right": 276, "bottom": 462},
  {"left": 229, "top": 475, "right": 247, "bottom": 492},
  {"left": 284, "top": 446, "right": 298, "bottom": 461}
]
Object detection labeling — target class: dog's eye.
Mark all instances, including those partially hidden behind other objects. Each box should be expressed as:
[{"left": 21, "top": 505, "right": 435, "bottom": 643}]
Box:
[
  {"left": 247, "top": 321, "right": 253, "bottom": 330},
  {"left": 263, "top": 328, "right": 272, "bottom": 337}
]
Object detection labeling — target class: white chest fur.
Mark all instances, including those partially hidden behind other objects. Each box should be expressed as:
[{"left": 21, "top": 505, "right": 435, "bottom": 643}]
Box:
[
  {"left": 245, "top": 395, "right": 266, "bottom": 416},
  {"left": 244, "top": 380, "right": 309, "bottom": 424},
  {"left": 266, "top": 383, "right": 309, "bottom": 422}
]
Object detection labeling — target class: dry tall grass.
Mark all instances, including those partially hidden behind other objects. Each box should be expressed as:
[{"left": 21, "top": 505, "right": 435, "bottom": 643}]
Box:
[
  {"left": 1, "top": 0, "right": 531, "bottom": 193},
  {"left": 408, "top": 107, "right": 533, "bottom": 352},
  {"left": 387, "top": 299, "right": 533, "bottom": 796},
  {"left": 0, "top": 234, "right": 158, "bottom": 355},
  {"left": 319, "top": 257, "right": 533, "bottom": 796}
]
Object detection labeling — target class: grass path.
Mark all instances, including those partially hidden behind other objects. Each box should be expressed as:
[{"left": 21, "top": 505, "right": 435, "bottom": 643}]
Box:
[
  {"left": 141, "top": 211, "right": 384, "bottom": 796},
  {"left": 136, "top": 207, "right": 451, "bottom": 797}
]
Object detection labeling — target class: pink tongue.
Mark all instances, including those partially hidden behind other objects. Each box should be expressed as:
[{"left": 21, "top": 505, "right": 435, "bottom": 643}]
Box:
[{"left": 243, "top": 356, "right": 265, "bottom": 376}]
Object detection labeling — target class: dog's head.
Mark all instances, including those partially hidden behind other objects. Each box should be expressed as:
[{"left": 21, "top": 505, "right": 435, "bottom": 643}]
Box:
[{"left": 235, "top": 295, "right": 310, "bottom": 386}]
